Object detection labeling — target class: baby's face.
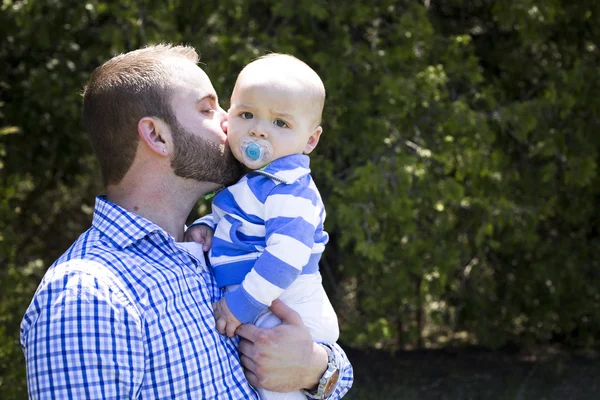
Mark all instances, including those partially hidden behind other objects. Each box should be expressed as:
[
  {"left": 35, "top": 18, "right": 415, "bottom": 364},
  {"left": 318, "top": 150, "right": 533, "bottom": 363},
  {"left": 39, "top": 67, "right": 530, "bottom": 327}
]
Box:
[{"left": 227, "top": 74, "right": 321, "bottom": 169}]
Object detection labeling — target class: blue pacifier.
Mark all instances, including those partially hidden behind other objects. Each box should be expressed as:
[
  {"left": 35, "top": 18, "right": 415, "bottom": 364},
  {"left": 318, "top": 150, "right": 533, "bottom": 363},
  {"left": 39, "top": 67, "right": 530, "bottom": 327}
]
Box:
[
  {"left": 245, "top": 142, "right": 263, "bottom": 161},
  {"left": 240, "top": 137, "right": 272, "bottom": 167}
]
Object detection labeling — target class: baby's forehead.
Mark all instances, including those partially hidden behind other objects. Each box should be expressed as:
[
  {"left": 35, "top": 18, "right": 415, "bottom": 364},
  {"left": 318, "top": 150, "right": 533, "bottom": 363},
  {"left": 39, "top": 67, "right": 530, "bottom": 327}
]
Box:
[
  {"left": 235, "top": 73, "right": 310, "bottom": 97},
  {"left": 232, "top": 80, "right": 315, "bottom": 114},
  {"left": 233, "top": 55, "right": 325, "bottom": 121}
]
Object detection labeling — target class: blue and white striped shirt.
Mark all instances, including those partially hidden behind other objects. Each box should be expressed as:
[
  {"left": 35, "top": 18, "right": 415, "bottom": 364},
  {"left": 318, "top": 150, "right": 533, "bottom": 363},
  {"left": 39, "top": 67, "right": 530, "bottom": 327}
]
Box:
[
  {"left": 194, "top": 154, "right": 329, "bottom": 324},
  {"left": 20, "top": 195, "right": 353, "bottom": 399}
]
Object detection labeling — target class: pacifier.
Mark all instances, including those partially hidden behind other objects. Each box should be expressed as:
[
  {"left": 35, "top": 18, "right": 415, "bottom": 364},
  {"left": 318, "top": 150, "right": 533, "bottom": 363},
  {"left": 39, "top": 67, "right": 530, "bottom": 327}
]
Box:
[
  {"left": 245, "top": 143, "right": 263, "bottom": 161},
  {"left": 240, "top": 137, "right": 273, "bottom": 168}
]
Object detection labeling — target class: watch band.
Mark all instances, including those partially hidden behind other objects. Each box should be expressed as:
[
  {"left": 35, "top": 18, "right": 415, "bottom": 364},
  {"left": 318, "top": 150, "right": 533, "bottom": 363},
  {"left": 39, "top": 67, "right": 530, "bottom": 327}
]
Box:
[{"left": 301, "top": 343, "right": 340, "bottom": 400}]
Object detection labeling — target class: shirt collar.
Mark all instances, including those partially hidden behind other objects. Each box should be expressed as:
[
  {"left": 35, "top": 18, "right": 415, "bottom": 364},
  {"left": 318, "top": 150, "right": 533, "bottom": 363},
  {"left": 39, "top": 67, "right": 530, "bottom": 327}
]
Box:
[
  {"left": 254, "top": 154, "right": 311, "bottom": 184},
  {"left": 92, "top": 195, "right": 165, "bottom": 249}
]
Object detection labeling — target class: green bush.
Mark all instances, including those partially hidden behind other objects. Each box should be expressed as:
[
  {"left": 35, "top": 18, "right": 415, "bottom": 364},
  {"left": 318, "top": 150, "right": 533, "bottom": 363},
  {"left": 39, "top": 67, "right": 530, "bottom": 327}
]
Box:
[{"left": 1, "top": 0, "right": 599, "bottom": 396}]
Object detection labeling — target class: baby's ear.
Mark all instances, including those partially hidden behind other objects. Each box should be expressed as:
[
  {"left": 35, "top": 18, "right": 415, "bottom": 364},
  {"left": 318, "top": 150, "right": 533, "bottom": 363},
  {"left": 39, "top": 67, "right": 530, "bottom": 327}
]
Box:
[{"left": 303, "top": 126, "right": 323, "bottom": 154}]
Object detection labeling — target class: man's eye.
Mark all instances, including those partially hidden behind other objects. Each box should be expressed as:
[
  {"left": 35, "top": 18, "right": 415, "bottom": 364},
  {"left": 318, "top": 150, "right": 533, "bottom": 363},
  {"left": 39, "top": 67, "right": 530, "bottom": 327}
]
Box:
[
  {"left": 203, "top": 109, "right": 215, "bottom": 114},
  {"left": 274, "top": 119, "right": 288, "bottom": 128},
  {"left": 241, "top": 112, "right": 253, "bottom": 119}
]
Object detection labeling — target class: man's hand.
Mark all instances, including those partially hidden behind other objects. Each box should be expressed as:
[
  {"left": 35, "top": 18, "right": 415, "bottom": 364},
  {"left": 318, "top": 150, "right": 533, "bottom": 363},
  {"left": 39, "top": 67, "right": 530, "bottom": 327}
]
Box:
[
  {"left": 184, "top": 224, "right": 214, "bottom": 252},
  {"left": 213, "top": 297, "right": 242, "bottom": 337},
  {"left": 236, "top": 300, "right": 328, "bottom": 392}
]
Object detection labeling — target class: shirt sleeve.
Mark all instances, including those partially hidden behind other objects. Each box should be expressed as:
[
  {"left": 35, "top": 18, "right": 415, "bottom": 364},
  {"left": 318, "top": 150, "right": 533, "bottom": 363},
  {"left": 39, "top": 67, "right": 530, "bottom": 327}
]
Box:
[
  {"left": 21, "top": 265, "right": 145, "bottom": 399},
  {"left": 327, "top": 343, "right": 354, "bottom": 399},
  {"left": 226, "top": 182, "right": 320, "bottom": 323},
  {"left": 189, "top": 212, "right": 216, "bottom": 231}
]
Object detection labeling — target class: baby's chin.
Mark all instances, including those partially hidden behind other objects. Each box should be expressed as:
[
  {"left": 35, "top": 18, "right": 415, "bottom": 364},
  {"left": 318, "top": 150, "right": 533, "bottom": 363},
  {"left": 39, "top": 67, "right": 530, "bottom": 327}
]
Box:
[
  {"left": 238, "top": 158, "right": 268, "bottom": 171},
  {"left": 230, "top": 151, "right": 253, "bottom": 171}
]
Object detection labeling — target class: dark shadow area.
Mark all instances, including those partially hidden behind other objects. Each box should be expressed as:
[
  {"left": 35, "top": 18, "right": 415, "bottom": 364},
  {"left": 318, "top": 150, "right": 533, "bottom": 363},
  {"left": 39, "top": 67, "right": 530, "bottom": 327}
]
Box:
[{"left": 344, "top": 345, "right": 600, "bottom": 399}]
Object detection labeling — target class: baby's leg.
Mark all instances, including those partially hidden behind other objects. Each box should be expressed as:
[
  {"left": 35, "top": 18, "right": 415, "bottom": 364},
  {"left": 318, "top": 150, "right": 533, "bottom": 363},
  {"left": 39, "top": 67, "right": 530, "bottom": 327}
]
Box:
[
  {"left": 253, "top": 313, "right": 307, "bottom": 400},
  {"left": 253, "top": 273, "right": 339, "bottom": 400},
  {"left": 277, "top": 273, "right": 339, "bottom": 343}
]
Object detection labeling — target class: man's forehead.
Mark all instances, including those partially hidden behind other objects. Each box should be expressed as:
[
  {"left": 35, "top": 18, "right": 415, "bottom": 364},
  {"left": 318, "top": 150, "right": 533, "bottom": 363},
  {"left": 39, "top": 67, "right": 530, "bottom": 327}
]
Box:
[
  {"left": 163, "top": 56, "right": 213, "bottom": 86},
  {"left": 172, "top": 84, "right": 218, "bottom": 107},
  {"left": 170, "top": 65, "right": 217, "bottom": 100}
]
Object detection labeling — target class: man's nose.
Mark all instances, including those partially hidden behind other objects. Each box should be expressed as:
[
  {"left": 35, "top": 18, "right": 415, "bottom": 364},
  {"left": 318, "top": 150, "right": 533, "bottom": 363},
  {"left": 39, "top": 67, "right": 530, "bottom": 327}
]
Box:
[{"left": 218, "top": 106, "right": 228, "bottom": 134}]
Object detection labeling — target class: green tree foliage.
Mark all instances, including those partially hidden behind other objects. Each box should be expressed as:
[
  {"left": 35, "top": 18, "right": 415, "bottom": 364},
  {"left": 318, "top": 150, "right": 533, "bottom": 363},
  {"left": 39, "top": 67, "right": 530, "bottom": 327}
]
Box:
[{"left": 1, "top": 0, "right": 599, "bottom": 397}]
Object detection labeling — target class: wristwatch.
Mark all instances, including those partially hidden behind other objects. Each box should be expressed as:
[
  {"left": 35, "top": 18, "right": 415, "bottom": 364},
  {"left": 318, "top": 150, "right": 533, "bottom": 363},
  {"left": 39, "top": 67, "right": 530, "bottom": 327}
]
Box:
[{"left": 301, "top": 343, "right": 340, "bottom": 399}]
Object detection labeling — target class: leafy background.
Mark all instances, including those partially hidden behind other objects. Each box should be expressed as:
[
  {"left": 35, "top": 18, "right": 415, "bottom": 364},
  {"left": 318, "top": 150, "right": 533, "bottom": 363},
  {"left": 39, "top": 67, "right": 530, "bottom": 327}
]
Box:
[{"left": 1, "top": 0, "right": 599, "bottom": 398}]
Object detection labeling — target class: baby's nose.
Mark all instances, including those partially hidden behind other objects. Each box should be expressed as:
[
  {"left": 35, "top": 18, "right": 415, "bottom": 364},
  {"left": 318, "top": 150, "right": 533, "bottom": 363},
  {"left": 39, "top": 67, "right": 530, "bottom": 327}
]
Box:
[{"left": 250, "top": 126, "right": 268, "bottom": 139}]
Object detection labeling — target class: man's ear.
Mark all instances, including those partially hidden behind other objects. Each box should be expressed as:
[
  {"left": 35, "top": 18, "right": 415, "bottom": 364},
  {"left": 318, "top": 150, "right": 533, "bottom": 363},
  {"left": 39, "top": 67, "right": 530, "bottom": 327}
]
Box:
[
  {"left": 303, "top": 126, "right": 323, "bottom": 154},
  {"left": 138, "top": 117, "right": 171, "bottom": 156}
]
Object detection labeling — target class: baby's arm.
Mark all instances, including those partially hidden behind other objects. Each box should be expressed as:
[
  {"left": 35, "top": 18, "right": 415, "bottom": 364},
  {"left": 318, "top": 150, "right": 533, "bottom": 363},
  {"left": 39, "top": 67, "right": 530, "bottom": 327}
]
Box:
[
  {"left": 187, "top": 212, "right": 243, "bottom": 336},
  {"left": 184, "top": 224, "right": 214, "bottom": 252},
  {"left": 226, "top": 183, "right": 318, "bottom": 324},
  {"left": 213, "top": 296, "right": 242, "bottom": 337},
  {"left": 185, "top": 213, "right": 217, "bottom": 251}
]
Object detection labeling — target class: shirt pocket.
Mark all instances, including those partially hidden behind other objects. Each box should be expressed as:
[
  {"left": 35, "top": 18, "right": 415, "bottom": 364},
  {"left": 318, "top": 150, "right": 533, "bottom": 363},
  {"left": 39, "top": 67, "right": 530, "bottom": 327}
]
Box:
[{"left": 224, "top": 215, "right": 260, "bottom": 253}]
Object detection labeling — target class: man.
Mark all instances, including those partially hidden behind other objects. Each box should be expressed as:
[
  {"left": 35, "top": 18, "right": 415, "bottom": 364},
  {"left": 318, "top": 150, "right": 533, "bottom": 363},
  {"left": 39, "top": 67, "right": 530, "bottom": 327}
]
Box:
[{"left": 20, "top": 44, "right": 353, "bottom": 399}]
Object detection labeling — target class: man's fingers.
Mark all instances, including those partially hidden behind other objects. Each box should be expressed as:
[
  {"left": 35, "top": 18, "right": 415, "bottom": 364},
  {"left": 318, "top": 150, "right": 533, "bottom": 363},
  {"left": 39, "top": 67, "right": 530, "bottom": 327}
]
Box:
[
  {"left": 237, "top": 338, "right": 254, "bottom": 357},
  {"left": 243, "top": 368, "right": 261, "bottom": 388},
  {"left": 240, "top": 349, "right": 263, "bottom": 388},
  {"left": 236, "top": 323, "right": 262, "bottom": 342},
  {"left": 239, "top": 353, "right": 257, "bottom": 374},
  {"left": 268, "top": 299, "right": 303, "bottom": 325}
]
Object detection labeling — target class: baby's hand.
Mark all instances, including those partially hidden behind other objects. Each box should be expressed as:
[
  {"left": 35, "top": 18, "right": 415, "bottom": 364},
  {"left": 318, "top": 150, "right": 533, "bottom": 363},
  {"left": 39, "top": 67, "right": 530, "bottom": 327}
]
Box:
[
  {"left": 184, "top": 224, "right": 214, "bottom": 252},
  {"left": 213, "top": 297, "right": 242, "bottom": 337}
]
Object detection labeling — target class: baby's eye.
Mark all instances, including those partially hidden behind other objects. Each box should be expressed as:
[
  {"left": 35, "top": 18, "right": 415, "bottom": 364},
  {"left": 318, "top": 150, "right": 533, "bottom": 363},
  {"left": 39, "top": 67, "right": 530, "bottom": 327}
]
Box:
[
  {"left": 274, "top": 119, "right": 288, "bottom": 128},
  {"left": 240, "top": 112, "right": 253, "bottom": 119}
]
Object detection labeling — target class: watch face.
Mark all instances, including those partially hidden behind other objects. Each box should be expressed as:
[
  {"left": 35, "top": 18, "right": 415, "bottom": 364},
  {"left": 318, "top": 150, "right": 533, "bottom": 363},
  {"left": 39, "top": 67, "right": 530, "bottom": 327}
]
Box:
[{"left": 323, "top": 369, "right": 340, "bottom": 397}]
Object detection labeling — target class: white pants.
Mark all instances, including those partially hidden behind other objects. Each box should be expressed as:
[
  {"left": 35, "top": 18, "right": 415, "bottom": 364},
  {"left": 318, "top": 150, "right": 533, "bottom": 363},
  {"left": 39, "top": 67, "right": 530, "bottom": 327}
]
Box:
[{"left": 227, "top": 273, "right": 339, "bottom": 400}]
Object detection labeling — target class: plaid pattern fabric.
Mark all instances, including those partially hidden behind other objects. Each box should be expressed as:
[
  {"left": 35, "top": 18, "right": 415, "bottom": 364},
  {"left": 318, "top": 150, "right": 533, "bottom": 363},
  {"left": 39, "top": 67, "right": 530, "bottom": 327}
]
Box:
[{"left": 20, "top": 196, "right": 353, "bottom": 399}]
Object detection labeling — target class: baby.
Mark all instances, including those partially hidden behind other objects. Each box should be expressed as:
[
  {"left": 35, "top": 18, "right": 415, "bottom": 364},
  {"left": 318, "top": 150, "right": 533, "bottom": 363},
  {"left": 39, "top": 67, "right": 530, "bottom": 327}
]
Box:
[{"left": 186, "top": 54, "right": 339, "bottom": 399}]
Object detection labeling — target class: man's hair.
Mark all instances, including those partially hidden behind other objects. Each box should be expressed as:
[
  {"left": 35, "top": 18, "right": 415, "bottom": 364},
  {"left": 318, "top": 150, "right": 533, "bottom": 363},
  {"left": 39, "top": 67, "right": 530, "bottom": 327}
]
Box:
[
  {"left": 246, "top": 53, "right": 326, "bottom": 125},
  {"left": 82, "top": 44, "right": 199, "bottom": 186}
]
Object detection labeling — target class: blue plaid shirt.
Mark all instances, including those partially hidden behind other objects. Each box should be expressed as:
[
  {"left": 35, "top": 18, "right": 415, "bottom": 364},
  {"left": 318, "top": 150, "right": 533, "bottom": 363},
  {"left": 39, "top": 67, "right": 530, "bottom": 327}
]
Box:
[{"left": 21, "top": 196, "right": 353, "bottom": 399}]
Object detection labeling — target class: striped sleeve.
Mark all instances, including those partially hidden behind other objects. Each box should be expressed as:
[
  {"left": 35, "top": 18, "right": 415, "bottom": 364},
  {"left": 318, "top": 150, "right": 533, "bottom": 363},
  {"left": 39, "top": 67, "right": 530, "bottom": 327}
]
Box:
[
  {"left": 189, "top": 213, "right": 216, "bottom": 231},
  {"left": 225, "top": 182, "right": 321, "bottom": 323}
]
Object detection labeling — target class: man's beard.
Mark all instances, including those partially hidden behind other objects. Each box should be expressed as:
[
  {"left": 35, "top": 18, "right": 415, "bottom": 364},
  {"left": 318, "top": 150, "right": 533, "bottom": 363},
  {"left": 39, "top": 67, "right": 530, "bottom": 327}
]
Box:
[{"left": 169, "top": 121, "right": 243, "bottom": 187}]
